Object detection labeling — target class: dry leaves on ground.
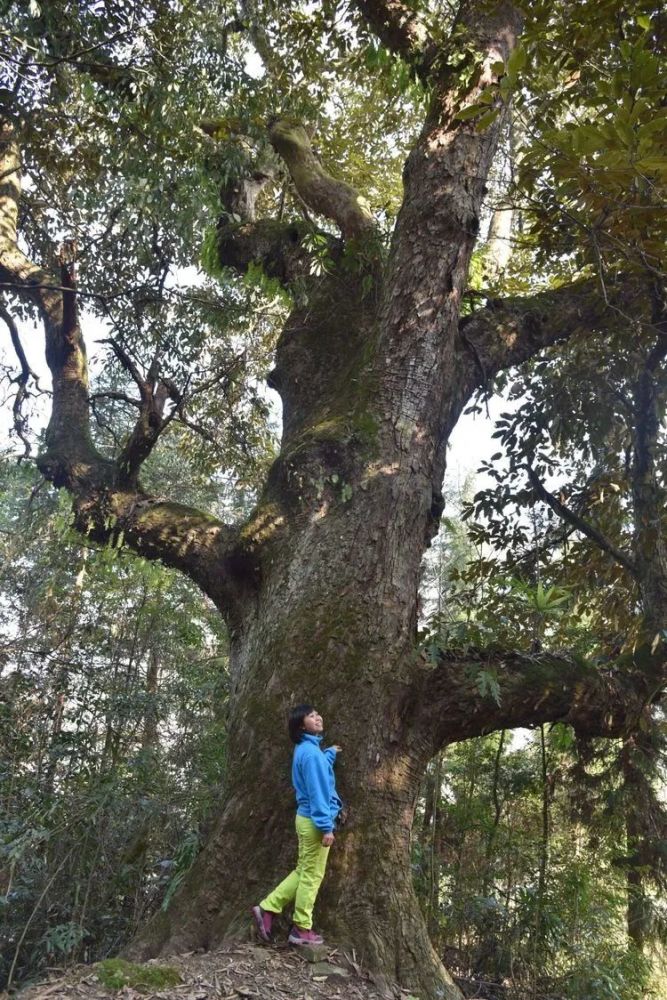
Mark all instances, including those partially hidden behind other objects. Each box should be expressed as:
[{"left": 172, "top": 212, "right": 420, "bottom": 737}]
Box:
[{"left": 11, "top": 941, "right": 407, "bottom": 1000}]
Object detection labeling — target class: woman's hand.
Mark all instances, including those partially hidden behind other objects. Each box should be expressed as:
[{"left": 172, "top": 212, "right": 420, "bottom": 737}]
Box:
[
  {"left": 332, "top": 745, "right": 342, "bottom": 753},
  {"left": 322, "top": 832, "right": 335, "bottom": 847}
]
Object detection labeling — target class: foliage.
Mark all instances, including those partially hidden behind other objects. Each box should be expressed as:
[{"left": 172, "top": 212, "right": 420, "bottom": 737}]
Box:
[
  {"left": 513, "top": 4, "right": 666, "bottom": 280},
  {"left": 413, "top": 725, "right": 663, "bottom": 999},
  {"left": 0, "top": 456, "right": 229, "bottom": 988},
  {"left": 418, "top": 478, "right": 667, "bottom": 998}
]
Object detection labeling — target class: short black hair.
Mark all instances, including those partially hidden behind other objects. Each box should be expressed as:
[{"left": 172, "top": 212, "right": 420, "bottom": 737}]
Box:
[{"left": 288, "top": 703, "right": 315, "bottom": 744}]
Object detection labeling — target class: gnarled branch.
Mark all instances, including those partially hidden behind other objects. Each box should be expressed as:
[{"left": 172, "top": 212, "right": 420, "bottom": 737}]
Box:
[
  {"left": 409, "top": 644, "right": 666, "bottom": 755},
  {"left": 1, "top": 122, "right": 248, "bottom": 616},
  {"left": 1, "top": 123, "right": 101, "bottom": 479},
  {"left": 456, "top": 276, "right": 640, "bottom": 388},
  {"left": 268, "top": 119, "right": 377, "bottom": 241},
  {"left": 68, "top": 488, "right": 243, "bottom": 613},
  {"left": 216, "top": 217, "right": 322, "bottom": 285},
  {"left": 212, "top": 117, "right": 371, "bottom": 284}
]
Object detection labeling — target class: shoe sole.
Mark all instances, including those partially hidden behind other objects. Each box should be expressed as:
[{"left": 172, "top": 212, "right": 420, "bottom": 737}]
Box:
[
  {"left": 288, "top": 934, "right": 324, "bottom": 946},
  {"left": 251, "top": 905, "right": 271, "bottom": 942}
]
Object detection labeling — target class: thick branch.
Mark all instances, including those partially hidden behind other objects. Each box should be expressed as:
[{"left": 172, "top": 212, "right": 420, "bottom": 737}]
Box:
[
  {"left": 1, "top": 123, "right": 102, "bottom": 482},
  {"left": 70, "top": 487, "right": 243, "bottom": 614},
  {"left": 0, "top": 128, "right": 58, "bottom": 308},
  {"left": 212, "top": 118, "right": 370, "bottom": 282},
  {"left": 268, "top": 120, "right": 376, "bottom": 241},
  {"left": 410, "top": 644, "right": 666, "bottom": 754},
  {"left": 353, "top": 0, "right": 432, "bottom": 67},
  {"left": 117, "top": 398, "right": 168, "bottom": 484},
  {"left": 526, "top": 462, "right": 638, "bottom": 579},
  {"left": 216, "top": 217, "right": 322, "bottom": 284},
  {"left": 373, "top": 2, "right": 523, "bottom": 536},
  {"left": 1, "top": 124, "right": 248, "bottom": 614},
  {"left": 238, "top": 1, "right": 286, "bottom": 82},
  {"left": 457, "top": 276, "right": 636, "bottom": 387}
]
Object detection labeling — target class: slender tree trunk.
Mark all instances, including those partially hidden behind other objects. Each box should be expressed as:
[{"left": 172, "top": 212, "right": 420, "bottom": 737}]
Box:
[
  {"left": 427, "top": 752, "right": 443, "bottom": 939},
  {"left": 621, "top": 723, "right": 657, "bottom": 953},
  {"left": 485, "top": 109, "right": 518, "bottom": 281},
  {"left": 625, "top": 815, "right": 649, "bottom": 952},
  {"left": 141, "top": 647, "right": 160, "bottom": 759},
  {"left": 482, "top": 729, "right": 505, "bottom": 894},
  {"left": 422, "top": 763, "right": 437, "bottom": 836},
  {"left": 485, "top": 204, "right": 513, "bottom": 280},
  {"left": 533, "top": 724, "right": 550, "bottom": 972}
]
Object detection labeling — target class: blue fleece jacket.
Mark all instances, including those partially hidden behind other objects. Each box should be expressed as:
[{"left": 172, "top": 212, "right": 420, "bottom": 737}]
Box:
[{"left": 292, "top": 733, "right": 342, "bottom": 833}]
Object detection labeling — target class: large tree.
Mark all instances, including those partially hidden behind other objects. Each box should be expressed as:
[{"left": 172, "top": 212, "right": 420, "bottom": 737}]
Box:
[{"left": 1, "top": 1, "right": 665, "bottom": 996}]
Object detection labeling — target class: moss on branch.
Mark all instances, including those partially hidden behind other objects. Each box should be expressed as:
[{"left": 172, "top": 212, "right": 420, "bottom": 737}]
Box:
[
  {"left": 410, "top": 642, "right": 665, "bottom": 753},
  {"left": 269, "top": 119, "right": 376, "bottom": 240}
]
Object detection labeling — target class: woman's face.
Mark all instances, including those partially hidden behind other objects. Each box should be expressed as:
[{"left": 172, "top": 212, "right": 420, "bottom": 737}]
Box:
[{"left": 302, "top": 709, "right": 324, "bottom": 734}]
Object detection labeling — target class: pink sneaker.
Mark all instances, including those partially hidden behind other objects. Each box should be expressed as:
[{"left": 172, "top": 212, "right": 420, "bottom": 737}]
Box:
[
  {"left": 251, "top": 905, "right": 274, "bottom": 942},
  {"left": 288, "top": 925, "right": 324, "bottom": 945}
]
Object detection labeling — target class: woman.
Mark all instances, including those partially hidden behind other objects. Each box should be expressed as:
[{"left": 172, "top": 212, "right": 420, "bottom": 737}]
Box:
[{"left": 252, "top": 704, "right": 342, "bottom": 945}]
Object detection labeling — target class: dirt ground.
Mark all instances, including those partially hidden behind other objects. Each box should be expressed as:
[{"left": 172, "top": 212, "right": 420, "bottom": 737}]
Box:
[{"left": 11, "top": 941, "right": 417, "bottom": 1000}]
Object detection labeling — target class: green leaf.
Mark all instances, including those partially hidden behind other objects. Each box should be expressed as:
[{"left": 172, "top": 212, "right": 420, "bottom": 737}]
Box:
[
  {"left": 507, "top": 44, "right": 527, "bottom": 75},
  {"left": 475, "top": 108, "right": 500, "bottom": 131},
  {"left": 455, "top": 103, "right": 485, "bottom": 121},
  {"left": 476, "top": 668, "right": 502, "bottom": 706},
  {"left": 635, "top": 156, "right": 667, "bottom": 175}
]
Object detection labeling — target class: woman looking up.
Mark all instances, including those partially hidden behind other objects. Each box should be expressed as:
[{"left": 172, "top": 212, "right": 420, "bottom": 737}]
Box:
[{"left": 252, "top": 704, "right": 342, "bottom": 945}]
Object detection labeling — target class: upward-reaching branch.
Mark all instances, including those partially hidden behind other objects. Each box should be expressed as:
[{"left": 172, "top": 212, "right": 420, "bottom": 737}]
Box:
[
  {"left": 371, "top": 3, "right": 523, "bottom": 533},
  {"left": 1, "top": 122, "right": 100, "bottom": 479},
  {"left": 98, "top": 337, "right": 176, "bottom": 486},
  {"left": 268, "top": 120, "right": 377, "bottom": 241},
  {"left": 239, "top": 0, "right": 287, "bottom": 82},
  {"left": 212, "top": 116, "right": 376, "bottom": 290}
]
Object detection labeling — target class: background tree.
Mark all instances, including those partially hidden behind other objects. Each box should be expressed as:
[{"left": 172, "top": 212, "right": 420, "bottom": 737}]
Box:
[
  {"left": 0, "top": 451, "right": 230, "bottom": 989},
  {"left": 416, "top": 484, "right": 666, "bottom": 998}
]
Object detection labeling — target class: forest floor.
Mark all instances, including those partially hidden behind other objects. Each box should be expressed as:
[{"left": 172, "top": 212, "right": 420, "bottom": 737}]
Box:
[{"left": 12, "top": 941, "right": 415, "bottom": 1000}]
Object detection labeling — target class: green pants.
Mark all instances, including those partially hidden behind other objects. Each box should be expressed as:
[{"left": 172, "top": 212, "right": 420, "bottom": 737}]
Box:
[{"left": 260, "top": 814, "right": 330, "bottom": 929}]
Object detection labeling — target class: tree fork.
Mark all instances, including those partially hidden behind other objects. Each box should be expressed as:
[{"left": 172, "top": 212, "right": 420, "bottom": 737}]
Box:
[{"left": 0, "top": 122, "right": 248, "bottom": 618}]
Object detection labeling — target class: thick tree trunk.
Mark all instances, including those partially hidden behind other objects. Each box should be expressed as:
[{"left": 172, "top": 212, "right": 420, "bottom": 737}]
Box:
[{"left": 126, "top": 413, "right": 463, "bottom": 996}]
